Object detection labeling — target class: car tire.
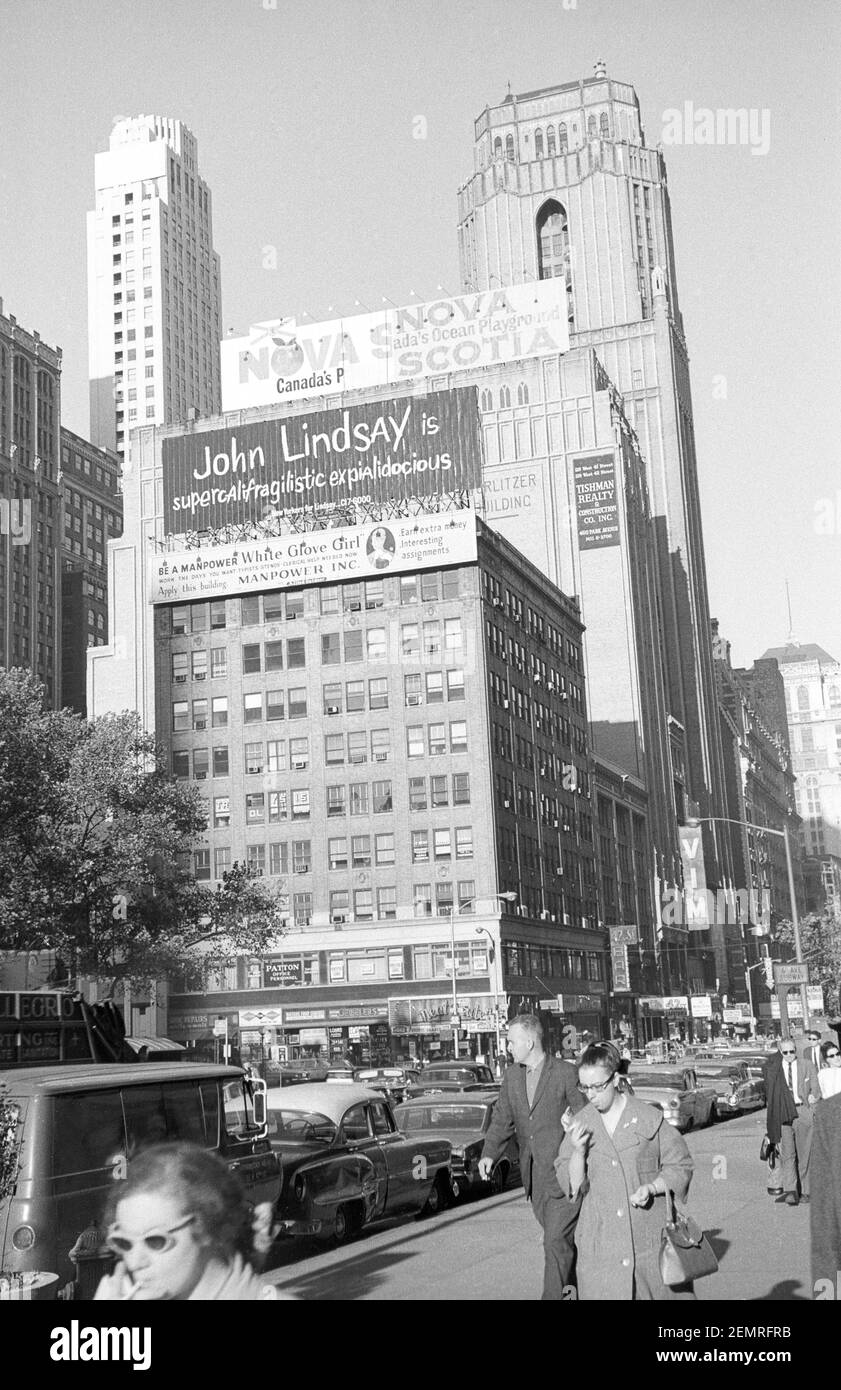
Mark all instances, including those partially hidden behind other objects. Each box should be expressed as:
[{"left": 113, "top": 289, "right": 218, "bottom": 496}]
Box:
[
  {"left": 490, "top": 1164, "right": 507, "bottom": 1196},
  {"left": 333, "top": 1202, "right": 360, "bottom": 1245},
  {"left": 417, "top": 1171, "right": 450, "bottom": 1220}
]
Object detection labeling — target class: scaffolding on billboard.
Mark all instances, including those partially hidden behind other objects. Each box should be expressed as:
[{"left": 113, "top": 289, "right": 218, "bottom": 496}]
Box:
[{"left": 155, "top": 488, "right": 481, "bottom": 551}]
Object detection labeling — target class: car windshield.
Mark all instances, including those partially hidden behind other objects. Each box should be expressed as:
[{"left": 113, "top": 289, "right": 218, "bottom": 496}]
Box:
[
  {"left": 695, "top": 1067, "right": 741, "bottom": 1080},
  {"left": 421, "top": 1068, "right": 489, "bottom": 1084},
  {"left": 266, "top": 1109, "right": 337, "bottom": 1144},
  {"left": 632, "top": 1073, "right": 687, "bottom": 1090},
  {"left": 397, "top": 1105, "right": 488, "bottom": 1132},
  {"left": 354, "top": 1069, "right": 402, "bottom": 1080}
]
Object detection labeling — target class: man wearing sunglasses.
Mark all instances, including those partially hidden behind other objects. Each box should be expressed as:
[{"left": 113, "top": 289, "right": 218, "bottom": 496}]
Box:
[{"left": 764, "top": 1036, "right": 814, "bottom": 1206}]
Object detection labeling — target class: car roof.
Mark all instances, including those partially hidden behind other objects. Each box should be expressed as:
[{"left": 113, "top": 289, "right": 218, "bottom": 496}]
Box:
[
  {"left": 395, "top": 1090, "right": 499, "bottom": 1108},
  {"left": 424, "top": 1060, "right": 489, "bottom": 1070},
  {"left": 0, "top": 1063, "right": 241, "bottom": 1095},
  {"left": 264, "top": 1082, "right": 383, "bottom": 1120}
]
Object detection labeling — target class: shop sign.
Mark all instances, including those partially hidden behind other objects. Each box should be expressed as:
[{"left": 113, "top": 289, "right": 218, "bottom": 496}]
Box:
[
  {"left": 388, "top": 993, "right": 496, "bottom": 1035},
  {"left": 690, "top": 996, "right": 712, "bottom": 1018},
  {"left": 283, "top": 1009, "right": 326, "bottom": 1024},
  {"left": 238, "top": 1008, "right": 283, "bottom": 1028}
]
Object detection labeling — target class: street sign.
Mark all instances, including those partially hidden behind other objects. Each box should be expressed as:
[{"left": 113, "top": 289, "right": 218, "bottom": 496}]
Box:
[
  {"left": 773, "top": 963, "right": 809, "bottom": 986},
  {"left": 212, "top": 1018, "right": 228, "bottom": 1037},
  {"left": 609, "top": 924, "right": 639, "bottom": 945}
]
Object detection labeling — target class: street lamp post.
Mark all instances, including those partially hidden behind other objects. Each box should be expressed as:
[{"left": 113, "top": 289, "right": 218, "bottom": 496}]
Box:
[
  {"left": 449, "top": 892, "right": 516, "bottom": 1060},
  {"left": 687, "top": 815, "right": 809, "bottom": 1026}
]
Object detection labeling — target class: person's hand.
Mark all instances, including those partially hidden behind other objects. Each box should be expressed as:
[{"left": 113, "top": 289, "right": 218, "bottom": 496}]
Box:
[
  {"left": 567, "top": 1119, "right": 591, "bottom": 1153},
  {"left": 477, "top": 1156, "right": 494, "bottom": 1181},
  {"left": 560, "top": 1106, "right": 574, "bottom": 1133},
  {"left": 808, "top": 1095, "right": 817, "bottom": 1106},
  {"left": 629, "top": 1183, "right": 657, "bottom": 1207}
]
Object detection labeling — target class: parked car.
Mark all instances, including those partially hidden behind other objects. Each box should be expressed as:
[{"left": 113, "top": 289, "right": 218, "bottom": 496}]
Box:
[
  {"left": 0, "top": 1063, "right": 278, "bottom": 1299},
  {"left": 394, "top": 1091, "right": 519, "bottom": 1199},
  {"left": 352, "top": 1067, "right": 420, "bottom": 1105},
  {"left": 407, "top": 1062, "right": 498, "bottom": 1097},
  {"left": 692, "top": 1061, "right": 766, "bottom": 1118},
  {"left": 627, "top": 1065, "right": 717, "bottom": 1131},
  {"left": 266, "top": 1083, "right": 452, "bottom": 1244}
]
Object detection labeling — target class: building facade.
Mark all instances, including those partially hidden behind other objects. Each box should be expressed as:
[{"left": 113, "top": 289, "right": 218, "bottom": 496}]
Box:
[
  {"left": 761, "top": 639, "right": 841, "bottom": 919},
  {"left": 59, "top": 428, "right": 122, "bottom": 714},
  {"left": 87, "top": 115, "right": 222, "bottom": 459},
  {"left": 0, "top": 299, "right": 62, "bottom": 705},
  {"left": 456, "top": 64, "right": 733, "bottom": 904}
]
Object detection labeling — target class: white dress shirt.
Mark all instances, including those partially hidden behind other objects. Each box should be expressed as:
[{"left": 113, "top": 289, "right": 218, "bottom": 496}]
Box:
[{"left": 818, "top": 1067, "right": 841, "bottom": 1099}]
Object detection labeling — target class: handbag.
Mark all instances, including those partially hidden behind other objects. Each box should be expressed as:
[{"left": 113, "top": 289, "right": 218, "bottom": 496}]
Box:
[
  {"left": 659, "top": 1191, "right": 719, "bottom": 1288},
  {"left": 759, "top": 1134, "right": 778, "bottom": 1164}
]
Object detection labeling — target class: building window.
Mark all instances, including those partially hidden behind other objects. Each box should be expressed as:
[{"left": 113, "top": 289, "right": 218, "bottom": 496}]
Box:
[
  {"left": 447, "top": 669, "right": 465, "bottom": 701},
  {"left": 267, "top": 739, "right": 286, "bottom": 772},
  {"left": 245, "top": 741, "right": 264, "bottom": 774},
  {"left": 354, "top": 890, "right": 374, "bottom": 922},
  {"left": 215, "top": 846, "right": 231, "bottom": 878},
  {"left": 426, "top": 672, "right": 444, "bottom": 704},
  {"left": 400, "top": 575, "right": 418, "bottom": 605},
  {"left": 210, "top": 600, "right": 226, "bottom": 630},
  {"left": 247, "top": 844, "right": 266, "bottom": 876},
  {"left": 213, "top": 797, "right": 231, "bottom": 829},
  {"left": 323, "top": 682, "right": 343, "bottom": 715},
  {"left": 291, "top": 789, "right": 310, "bottom": 820},
  {"left": 325, "top": 734, "right": 344, "bottom": 766},
  {"left": 377, "top": 887, "right": 397, "bottom": 920},
  {"left": 428, "top": 723, "right": 446, "bottom": 756},
  {"left": 534, "top": 128, "right": 544, "bottom": 158},
  {"left": 213, "top": 746, "right": 229, "bottom": 777},
  {"left": 351, "top": 835, "right": 371, "bottom": 868},
  {"left": 242, "top": 643, "right": 261, "bottom": 674},
  {"left": 172, "top": 651, "right": 189, "bottom": 684},
  {"left": 373, "top": 779, "right": 392, "bottom": 813},
  {"left": 328, "top": 837, "right": 348, "bottom": 870},
  {"left": 430, "top": 775, "right": 448, "bottom": 808},
  {"left": 288, "top": 688, "right": 307, "bottom": 719},
  {"left": 433, "top": 829, "right": 452, "bottom": 860},
  {"left": 211, "top": 696, "right": 228, "bottom": 727},
  {"left": 367, "top": 627, "right": 387, "bottom": 661},
  {"left": 409, "top": 777, "right": 427, "bottom": 811},
  {"left": 173, "top": 750, "right": 190, "bottom": 779},
  {"left": 287, "top": 637, "right": 306, "bottom": 668},
  {"left": 347, "top": 731, "right": 367, "bottom": 765},
  {"left": 193, "top": 748, "right": 209, "bottom": 780},
  {"left": 293, "top": 893, "right": 312, "bottom": 928},
  {"left": 266, "top": 689, "right": 285, "bottom": 721},
  {"left": 241, "top": 596, "right": 260, "bottom": 626},
  {"left": 412, "top": 831, "right": 429, "bottom": 863},
  {"left": 370, "top": 728, "right": 390, "bottom": 763},
  {"left": 327, "top": 785, "right": 346, "bottom": 817},
  {"left": 375, "top": 833, "right": 395, "bottom": 866},
  {"left": 346, "top": 679, "right": 365, "bottom": 713},
  {"left": 407, "top": 726, "right": 424, "bottom": 758},
  {"left": 456, "top": 827, "right": 474, "bottom": 859},
  {"left": 269, "top": 791, "right": 288, "bottom": 823},
  {"left": 330, "top": 890, "right": 350, "bottom": 923},
  {"left": 265, "top": 640, "right": 284, "bottom": 672},
  {"left": 414, "top": 885, "right": 432, "bottom": 919},
  {"left": 292, "top": 840, "right": 311, "bottom": 874},
  {"left": 290, "top": 737, "right": 309, "bottom": 770},
  {"left": 246, "top": 793, "right": 265, "bottom": 824},
  {"left": 243, "top": 692, "right": 262, "bottom": 723},
  {"left": 369, "top": 677, "right": 388, "bottom": 709},
  {"left": 453, "top": 772, "right": 470, "bottom": 805},
  {"left": 210, "top": 647, "right": 227, "bottom": 679},
  {"left": 194, "top": 849, "right": 211, "bottom": 881},
  {"left": 450, "top": 720, "right": 468, "bottom": 753},
  {"left": 172, "top": 700, "right": 189, "bottom": 731}
]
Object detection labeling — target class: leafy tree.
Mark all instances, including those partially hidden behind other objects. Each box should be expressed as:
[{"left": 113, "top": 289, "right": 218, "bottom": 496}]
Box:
[
  {"left": 775, "top": 909, "right": 841, "bottom": 1018},
  {"left": 0, "top": 670, "right": 284, "bottom": 993}
]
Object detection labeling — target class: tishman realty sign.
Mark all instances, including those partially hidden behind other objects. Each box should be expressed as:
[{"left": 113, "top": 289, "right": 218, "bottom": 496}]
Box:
[
  {"left": 162, "top": 387, "right": 481, "bottom": 534},
  {"left": 220, "top": 280, "right": 569, "bottom": 412},
  {"left": 148, "top": 510, "right": 479, "bottom": 605}
]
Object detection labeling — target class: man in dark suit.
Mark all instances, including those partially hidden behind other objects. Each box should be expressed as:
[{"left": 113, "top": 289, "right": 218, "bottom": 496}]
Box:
[
  {"left": 764, "top": 1036, "right": 813, "bottom": 1206},
  {"left": 478, "top": 1013, "right": 585, "bottom": 1299}
]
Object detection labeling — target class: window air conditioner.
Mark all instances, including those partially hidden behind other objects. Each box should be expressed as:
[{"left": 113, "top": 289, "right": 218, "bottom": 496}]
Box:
[
  {"left": 406, "top": 694, "right": 421, "bottom": 705},
  {"left": 194, "top": 672, "right": 206, "bottom": 681},
  {"left": 563, "top": 912, "right": 572, "bottom": 925},
  {"left": 373, "top": 752, "right": 388, "bottom": 762},
  {"left": 326, "top": 705, "right": 340, "bottom": 714},
  {"left": 539, "top": 910, "right": 551, "bottom": 921}
]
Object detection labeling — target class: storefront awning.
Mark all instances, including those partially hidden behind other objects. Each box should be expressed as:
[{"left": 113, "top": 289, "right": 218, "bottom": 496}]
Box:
[{"left": 123, "top": 1036, "right": 186, "bottom": 1056}]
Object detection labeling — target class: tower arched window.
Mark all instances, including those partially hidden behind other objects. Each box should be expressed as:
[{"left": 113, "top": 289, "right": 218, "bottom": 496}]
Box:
[
  {"left": 600, "top": 112, "right": 610, "bottom": 138},
  {"left": 588, "top": 114, "right": 597, "bottom": 138},
  {"left": 534, "top": 128, "right": 544, "bottom": 158},
  {"left": 797, "top": 685, "right": 810, "bottom": 711},
  {"left": 536, "top": 200, "right": 574, "bottom": 325},
  {"left": 499, "top": 385, "right": 511, "bottom": 409},
  {"left": 558, "top": 123, "right": 568, "bottom": 153},
  {"left": 547, "top": 127, "right": 556, "bottom": 156},
  {"left": 480, "top": 389, "right": 493, "bottom": 412},
  {"left": 517, "top": 383, "right": 529, "bottom": 405},
  {"left": 493, "top": 137, "right": 503, "bottom": 159},
  {"left": 830, "top": 685, "right": 841, "bottom": 707},
  {"left": 505, "top": 133, "right": 515, "bottom": 161}
]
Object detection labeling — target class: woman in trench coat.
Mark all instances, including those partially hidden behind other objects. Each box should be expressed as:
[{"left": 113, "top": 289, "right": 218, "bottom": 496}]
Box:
[{"left": 554, "top": 1042, "right": 695, "bottom": 1300}]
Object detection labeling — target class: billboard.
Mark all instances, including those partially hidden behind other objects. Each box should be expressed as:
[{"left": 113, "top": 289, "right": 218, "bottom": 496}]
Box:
[
  {"left": 220, "top": 281, "right": 569, "bottom": 412},
  {"left": 573, "top": 453, "right": 621, "bottom": 550},
  {"left": 149, "top": 509, "right": 478, "bottom": 605},
  {"left": 678, "top": 825, "right": 709, "bottom": 930},
  {"left": 162, "top": 387, "right": 481, "bottom": 535}
]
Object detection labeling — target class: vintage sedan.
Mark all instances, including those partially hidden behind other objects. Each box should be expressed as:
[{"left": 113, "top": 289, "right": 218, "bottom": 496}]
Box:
[
  {"left": 406, "top": 1062, "right": 499, "bottom": 1097},
  {"left": 627, "top": 1066, "right": 717, "bottom": 1131},
  {"left": 393, "top": 1091, "right": 519, "bottom": 1200},
  {"left": 692, "top": 1061, "right": 766, "bottom": 1118},
  {"left": 266, "top": 1083, "right": 452, "bottom": 1244},
  {"left": 352, "top": 1067, "right": 420, "bottom": 1105}
]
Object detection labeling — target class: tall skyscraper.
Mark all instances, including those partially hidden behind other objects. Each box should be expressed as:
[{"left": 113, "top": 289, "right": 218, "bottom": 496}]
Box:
[
  {"left": 87, "top": 116, "right": 222, "bottom": 459},
  {"left": 457, "top": 64, "right": 733, "bottom": 895},
  {"left": 0, "top": 299, "right": 62, "bottom": 705}
]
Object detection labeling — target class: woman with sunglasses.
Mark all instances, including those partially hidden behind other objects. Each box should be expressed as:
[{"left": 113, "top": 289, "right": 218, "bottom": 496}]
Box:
[
  {"left": 94, "top": 1143, "right": 287, "bottom": 1301},
  {"left": 554, "top": 1042, "right": 696, "bottom": 1300},
  {"left": 818, "top": 1041, "right": 841, "bottom": 1099}
]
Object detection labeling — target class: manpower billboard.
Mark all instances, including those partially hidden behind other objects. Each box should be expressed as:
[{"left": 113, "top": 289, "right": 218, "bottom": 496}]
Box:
[
  {"left": 220, "top": 280, "right": 569, "bottom": 412},
  {"left": 148, "top": 510, "right": 479, "bottom": 606},
  {"left": 162, "top": 387, "right": 481, "bottom": 534}
]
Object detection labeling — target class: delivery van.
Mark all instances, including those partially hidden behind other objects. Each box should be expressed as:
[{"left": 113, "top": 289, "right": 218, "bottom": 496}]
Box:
[{"left": 0, "top": 1062, "right": 278, "bottom": 1299}]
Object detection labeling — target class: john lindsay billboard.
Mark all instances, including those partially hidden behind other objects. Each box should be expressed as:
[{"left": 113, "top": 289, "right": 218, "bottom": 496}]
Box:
[{"left": 162, "top": 387, "right": 481, "bottom": 535}]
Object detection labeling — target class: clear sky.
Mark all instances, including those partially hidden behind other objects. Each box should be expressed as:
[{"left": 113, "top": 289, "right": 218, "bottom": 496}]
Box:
[{"left": 2, "top": 0, "right": 839, "bottom": 669}]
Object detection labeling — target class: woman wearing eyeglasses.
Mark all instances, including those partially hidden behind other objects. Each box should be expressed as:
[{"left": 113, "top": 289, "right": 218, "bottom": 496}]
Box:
[
  {"left": 93, "top": 1144, "right": 287, "bottom": 1301},
  {"left": 817, "top": 1042, "right": 841, "bottom": 1099},
  {"left": 554, "top": 1042, "right": 696, "bottom": 1300}
]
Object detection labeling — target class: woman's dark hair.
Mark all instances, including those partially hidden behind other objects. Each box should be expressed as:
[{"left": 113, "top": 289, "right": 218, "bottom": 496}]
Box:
[
  {"left": 820, "top": 1040, "right": 839, "bottom": 1065},
  {"left": 578, "top": 1042, "right": 620, "bottom": 1076},
  {"left": 104, "top": 1143, "right": 256, "bottom": 1262}
]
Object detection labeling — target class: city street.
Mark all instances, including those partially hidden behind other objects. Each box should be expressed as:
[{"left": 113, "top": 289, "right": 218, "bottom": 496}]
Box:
[{"left": 263, "top": 1111, "right": 812, "bottom": 1301}]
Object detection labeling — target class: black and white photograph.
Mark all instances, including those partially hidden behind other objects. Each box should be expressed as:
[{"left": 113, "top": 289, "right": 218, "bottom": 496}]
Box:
[{"left": 1, "top": 0, "right": 840, "bottom": 1360}]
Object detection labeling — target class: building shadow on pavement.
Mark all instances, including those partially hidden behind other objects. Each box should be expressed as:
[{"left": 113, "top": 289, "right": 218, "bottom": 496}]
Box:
[{"left": 274, "top": 1248, "right": 415, "bottom": 1301}]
